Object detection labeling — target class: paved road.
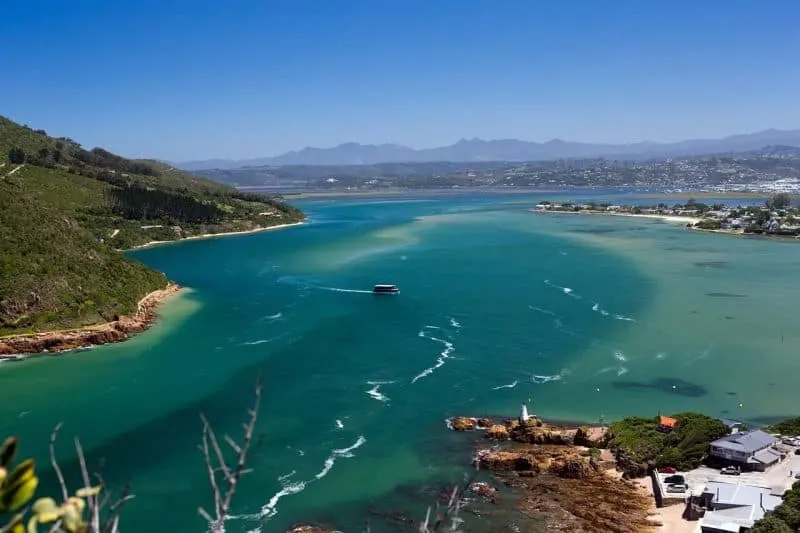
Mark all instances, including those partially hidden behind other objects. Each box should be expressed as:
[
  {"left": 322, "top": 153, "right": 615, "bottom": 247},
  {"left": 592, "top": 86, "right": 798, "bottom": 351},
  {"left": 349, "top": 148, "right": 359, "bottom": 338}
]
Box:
[{"left": 688, "top": 446, "right": 800, "bottom": 494}]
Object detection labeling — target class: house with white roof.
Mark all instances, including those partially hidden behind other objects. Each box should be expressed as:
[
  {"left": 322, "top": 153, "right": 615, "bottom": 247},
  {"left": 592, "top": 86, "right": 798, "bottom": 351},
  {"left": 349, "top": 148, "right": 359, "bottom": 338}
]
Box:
[{"left": 696, "top": 481, "right": 783, "bottom": 532}]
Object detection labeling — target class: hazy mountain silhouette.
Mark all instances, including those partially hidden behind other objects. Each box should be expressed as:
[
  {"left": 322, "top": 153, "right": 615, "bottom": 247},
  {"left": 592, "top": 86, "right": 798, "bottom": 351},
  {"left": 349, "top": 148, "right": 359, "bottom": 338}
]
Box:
[{"left": 177, "top": 129, "right": 800, "bottom": 170}]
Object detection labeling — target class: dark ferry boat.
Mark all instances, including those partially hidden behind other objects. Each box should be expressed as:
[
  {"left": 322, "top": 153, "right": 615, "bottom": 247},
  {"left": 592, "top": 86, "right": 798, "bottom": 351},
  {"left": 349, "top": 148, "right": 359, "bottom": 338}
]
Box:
[{"left": 373, "top": 284, "right": 400, "bottom": 294}]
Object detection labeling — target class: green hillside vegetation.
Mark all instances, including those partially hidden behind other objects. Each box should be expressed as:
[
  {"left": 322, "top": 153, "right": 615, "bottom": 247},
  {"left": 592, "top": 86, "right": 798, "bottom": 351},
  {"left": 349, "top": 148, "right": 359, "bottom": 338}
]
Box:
[
  {"left": 765, "top": 417, "right": 800, "bottom": 437},
  {"left": 0, "top": 117, "right": 304, "bottom": 335},
  {"left": 607, "top": 413, "right": 728, "bottom": 471}
]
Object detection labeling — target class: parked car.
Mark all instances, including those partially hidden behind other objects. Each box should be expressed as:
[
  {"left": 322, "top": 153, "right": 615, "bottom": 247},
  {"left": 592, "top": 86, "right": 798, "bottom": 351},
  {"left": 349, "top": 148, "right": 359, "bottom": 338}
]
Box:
[
  {"left": 795, "top": 448, "right": 800, "bottom": 455},
  {"left": 795, "top": 472, "right": 800, "bottom": 479},
  {"left": 666, "top": 483, "right": 689, "bottom": 493},
  {"left": 721, "top": 466, "right": 741, "bottom": 475},
  {"left": 659, "top": 466, "right": 677, "bottom": 473}
]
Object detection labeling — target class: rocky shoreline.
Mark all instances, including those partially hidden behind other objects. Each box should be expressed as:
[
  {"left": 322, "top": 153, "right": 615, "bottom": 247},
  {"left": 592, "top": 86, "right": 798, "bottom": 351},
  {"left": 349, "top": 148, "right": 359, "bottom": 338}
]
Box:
[
  {"left": 0, "top": 283, "right": 182, "bottom": 359},
  {"left": 450, "top": 414, "right": 659, "bottom": 532}
]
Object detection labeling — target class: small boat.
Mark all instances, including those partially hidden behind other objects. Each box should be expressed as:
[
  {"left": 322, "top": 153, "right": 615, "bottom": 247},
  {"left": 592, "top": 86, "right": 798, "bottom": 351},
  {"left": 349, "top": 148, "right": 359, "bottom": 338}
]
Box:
[{"left": 373, "top": 284, "right": 400, "bottom": 294}]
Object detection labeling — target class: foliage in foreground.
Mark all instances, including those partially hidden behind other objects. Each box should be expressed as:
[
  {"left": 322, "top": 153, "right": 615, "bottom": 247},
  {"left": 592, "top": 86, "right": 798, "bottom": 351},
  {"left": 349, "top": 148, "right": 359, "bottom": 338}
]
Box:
[
  {"left": 0, "top": 433, "right": 110, "bottom": 533},
  {"left": 607, "top": 413, "right": 728, "bottom": 471},
  {"left": 751, "top": 481, "right": 800, "bottom": 532}
]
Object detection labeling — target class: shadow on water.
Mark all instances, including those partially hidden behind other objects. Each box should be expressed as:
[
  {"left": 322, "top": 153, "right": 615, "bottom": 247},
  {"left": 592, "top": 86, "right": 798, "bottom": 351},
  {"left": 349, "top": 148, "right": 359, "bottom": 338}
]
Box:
[
  {"left": 694, "top": 261, "right": 728, "bottom": 269},
  {"left": 706, "top": 292, "right": 747, "bottom": 298},
  {"left": 611, "top": 378, "right": 707, "bottom": 398}
]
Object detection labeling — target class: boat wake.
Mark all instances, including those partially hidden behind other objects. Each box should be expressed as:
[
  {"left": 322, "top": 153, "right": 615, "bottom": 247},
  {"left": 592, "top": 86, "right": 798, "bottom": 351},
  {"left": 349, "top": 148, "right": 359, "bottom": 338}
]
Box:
[
  {"left": 613, "top": 350, "right": 627, "bottom": 362},
  {"left": 277, "top": 276, "right": 373, "bottom": 294},
  {"left": 411, "top": 328, "right": 456, "bottom": 383},
  {"left": 449, "top": 317, "right": 462, "bottom": 329},
  {"left": 335, "top": 419, "right": 344, "bottom": 429},
  {"left": 492, "top": 380, "right": 519, "bottom": 390},
  {"left": 591, "top": 302, "right": 635, "bottom": 322},
  {"left": 528, "top": 305, "right": 578, "bottom": 337},
  {"left": 365, "top": 380, "right": 394, "bottom": 402}
]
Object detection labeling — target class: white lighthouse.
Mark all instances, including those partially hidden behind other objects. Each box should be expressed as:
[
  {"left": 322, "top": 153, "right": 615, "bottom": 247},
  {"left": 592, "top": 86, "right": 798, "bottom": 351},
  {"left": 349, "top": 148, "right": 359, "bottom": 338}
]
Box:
[{"left": 519, "top": 403, "right": 530, "bottom": 423}]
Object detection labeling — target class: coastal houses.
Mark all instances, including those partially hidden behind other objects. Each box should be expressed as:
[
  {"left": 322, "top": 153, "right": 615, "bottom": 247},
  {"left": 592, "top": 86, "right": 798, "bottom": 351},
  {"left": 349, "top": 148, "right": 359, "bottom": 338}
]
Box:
[
  {"left": 709, "top": 430, "right": 780, "bottom": 471},
  {"left": 694, "top": 481, "right": 783, "bottom": 532}
]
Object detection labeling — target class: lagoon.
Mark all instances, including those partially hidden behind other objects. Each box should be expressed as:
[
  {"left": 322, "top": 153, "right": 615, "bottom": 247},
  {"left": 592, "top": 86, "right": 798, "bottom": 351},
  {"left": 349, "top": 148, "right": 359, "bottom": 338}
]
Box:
[{"left": 1, "top": 193, "right": 799, "bottom": 532}]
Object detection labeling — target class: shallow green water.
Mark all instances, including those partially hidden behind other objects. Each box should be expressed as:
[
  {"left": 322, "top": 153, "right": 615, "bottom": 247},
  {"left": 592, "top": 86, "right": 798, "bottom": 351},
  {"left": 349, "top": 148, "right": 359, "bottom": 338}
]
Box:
[{"left": 2, "top": 193, "right": 799, "bottom": 532}]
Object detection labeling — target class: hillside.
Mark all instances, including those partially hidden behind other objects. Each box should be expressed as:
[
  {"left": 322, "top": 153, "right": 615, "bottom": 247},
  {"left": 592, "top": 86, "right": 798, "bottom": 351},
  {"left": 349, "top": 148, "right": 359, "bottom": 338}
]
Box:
[{"left": 0, "top": 117, "right": 304, "bottom": 335}]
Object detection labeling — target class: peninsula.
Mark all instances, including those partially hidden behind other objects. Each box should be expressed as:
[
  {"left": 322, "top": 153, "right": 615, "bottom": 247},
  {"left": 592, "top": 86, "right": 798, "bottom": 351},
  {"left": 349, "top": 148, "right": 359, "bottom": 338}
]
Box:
[
  {"left": 0, "top": 116, "right": 305, "bottom": 354},
  {"left": 534, "top": 193, "right": 800, "bottom": 239}
]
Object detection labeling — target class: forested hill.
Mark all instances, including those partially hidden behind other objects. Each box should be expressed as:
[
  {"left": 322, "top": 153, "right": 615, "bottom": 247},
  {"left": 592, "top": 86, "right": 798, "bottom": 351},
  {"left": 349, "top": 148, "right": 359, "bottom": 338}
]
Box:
[{"left": 0, "top": 116, "right": 304, "bottom": 335}]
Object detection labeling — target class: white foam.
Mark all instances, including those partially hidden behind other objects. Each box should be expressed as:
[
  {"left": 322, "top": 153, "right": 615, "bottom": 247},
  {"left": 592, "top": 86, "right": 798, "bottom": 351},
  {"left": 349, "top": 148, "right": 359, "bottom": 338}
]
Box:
[
  {"left": 592, "top": 303, "right": 634, "bottom": 321},
  {"left": 613, "top": 350, "right": 627, "bottom": 362},
  {"left": 528, "top": 305, "right": 556, "bottom": 316},
  {"left": 314, "top": 435, "right": 367, "bottom": 480},
  {"left": 597, "top": 366, "right": 615, "bottom": 375},
  {"left": 592, "top": 303, "right": 610, "bottom": 317},
  {"left": 365, "top": 380, "right": 394, "bottom": 402},
  {"left": 411, "top": 332, "right": 455, "bottom": 383},
  {"left": 265, "top": 312, "right": 283, "bottom": 320},
  {"left": 617, "top": 367, "right": 629, "bottom": 376},
  {"left": 241, "top": 338, "right": 272, "bottom": 346},
  {"left": 335, "top": 419, "right": 344, "bottom": 429},
  {"left": 544, "top": 279, "right": 581, "bottom": 299},
  {"left": 260, "top": 479, "right": 307, "bottom": 519},
  {"left": 278, "top": 470, "right": 296, "bottom": 483},
  {"left": 612, "top": 314, "right": 635, "bottom": 322},
  {"left": 321, "top": 286, "right": 373, "bottom": 294},
  {"left": 655, "top": 352, "right": 667, "bottom": 360},
  {"left": 531, "top": 369, "right": 569, "bottom": 384},
  {"left": 492, "top": 380, "right": 519, "bottom": 390},
  {"left": 449, "top": 317, "right": 462, "bottom": 329}
]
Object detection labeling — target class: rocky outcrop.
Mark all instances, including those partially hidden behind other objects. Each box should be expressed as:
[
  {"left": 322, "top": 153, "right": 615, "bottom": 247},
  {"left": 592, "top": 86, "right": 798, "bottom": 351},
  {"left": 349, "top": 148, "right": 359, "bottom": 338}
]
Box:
[
  {"left": 485, "top": 424, "right": 510, "bottom": 440},
  {"left": 476, "top": 446, "right": 600, "bottom": 479},
  {"left": 450, "top": 417, "right": 478, "bottom": 431},
  {"left": 476, "top": 418, "right": 494, "bottom": 429},
  {"left": 613, "top": 449, "right": 650, "bottom": 479},
  {"left": 0, "top": 284, "right": 181, "bottom": 358},
  {"left": 511, "top": 421, "right": 577, "bottom": 445}
]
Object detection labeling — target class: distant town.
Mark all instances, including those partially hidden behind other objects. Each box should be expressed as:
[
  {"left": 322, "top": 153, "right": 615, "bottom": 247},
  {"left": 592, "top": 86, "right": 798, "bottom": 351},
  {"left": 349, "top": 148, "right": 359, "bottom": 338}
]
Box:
[
  {"left": 535, "top": 192, "right": 800, "bottom": 237},
  {"left": 199, "top": 146, "right": 800, "bottom": 193}
]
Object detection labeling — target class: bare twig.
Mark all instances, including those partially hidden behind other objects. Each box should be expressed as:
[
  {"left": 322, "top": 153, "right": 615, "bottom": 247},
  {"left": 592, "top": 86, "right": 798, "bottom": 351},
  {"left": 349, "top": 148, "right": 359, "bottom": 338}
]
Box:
[
  {"left": 49, "top": 423, "right": 69, "bottom": 502},
  {"left": 75, "top": 438, "right": 100, "bottom": 533},
  {"left": 199, "top": 376, "right": 263, "bottom": 532}
]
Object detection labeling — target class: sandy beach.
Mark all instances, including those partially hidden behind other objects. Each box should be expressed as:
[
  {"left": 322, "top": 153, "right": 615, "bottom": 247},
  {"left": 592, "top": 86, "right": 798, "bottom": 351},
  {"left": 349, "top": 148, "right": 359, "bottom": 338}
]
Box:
[
  {"left": 536, "top": 209, "right": 701, "bottom": 226},
  {"left": 129, "top": 221, "right": 305, "bottom": 250}
]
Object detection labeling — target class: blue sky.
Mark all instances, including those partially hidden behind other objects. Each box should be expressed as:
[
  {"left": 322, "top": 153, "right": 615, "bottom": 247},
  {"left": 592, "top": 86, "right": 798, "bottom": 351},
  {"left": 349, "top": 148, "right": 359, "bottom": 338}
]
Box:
[{"left": 2, "top": 0, "right": 799, "bottom": 161}]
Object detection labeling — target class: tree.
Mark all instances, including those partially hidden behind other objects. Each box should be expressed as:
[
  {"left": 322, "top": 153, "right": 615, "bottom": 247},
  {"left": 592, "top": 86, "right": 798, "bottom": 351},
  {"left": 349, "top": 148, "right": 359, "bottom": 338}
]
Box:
[
  {"left": 766, "top": 193, "right": 792, "bottom": 210},
  {"left": 750, "top": 514, "right": 793, "bottom": 533},
  {"left": 8, "top": 148, "right": 25, "bottom": 164}
]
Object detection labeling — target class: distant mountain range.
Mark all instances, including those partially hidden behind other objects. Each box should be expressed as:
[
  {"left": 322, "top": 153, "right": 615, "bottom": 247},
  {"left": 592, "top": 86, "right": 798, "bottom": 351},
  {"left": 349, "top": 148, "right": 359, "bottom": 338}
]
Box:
[{"left": 177, "top": 129, "right": 800, "bottom": 170}]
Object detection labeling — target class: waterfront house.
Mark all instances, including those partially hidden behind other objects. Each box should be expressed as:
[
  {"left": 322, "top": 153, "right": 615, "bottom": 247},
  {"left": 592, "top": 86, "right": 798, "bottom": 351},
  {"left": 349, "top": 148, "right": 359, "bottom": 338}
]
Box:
[
  {"left": 709, "top": 430, "right": 780, "bottom": 471},
  {"left": 694, "top": 481, "right": 782, "bottom": 532}
]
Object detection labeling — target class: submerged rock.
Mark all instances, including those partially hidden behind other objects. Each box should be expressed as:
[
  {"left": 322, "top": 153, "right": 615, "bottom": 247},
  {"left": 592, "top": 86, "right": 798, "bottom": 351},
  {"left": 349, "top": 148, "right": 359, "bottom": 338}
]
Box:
[{"left": 286, "top": 525, "right": 333, "bottom": 533}]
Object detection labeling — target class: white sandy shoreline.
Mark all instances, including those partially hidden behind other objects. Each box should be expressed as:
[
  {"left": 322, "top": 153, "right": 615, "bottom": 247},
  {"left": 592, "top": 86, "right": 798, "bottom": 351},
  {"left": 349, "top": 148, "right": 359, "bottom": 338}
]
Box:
[
  {"left": 127, "top": 221, "right": 306, "bottom": 251},
  {"left": 534, "top": 209, "right": 701, "bottom": 226}
]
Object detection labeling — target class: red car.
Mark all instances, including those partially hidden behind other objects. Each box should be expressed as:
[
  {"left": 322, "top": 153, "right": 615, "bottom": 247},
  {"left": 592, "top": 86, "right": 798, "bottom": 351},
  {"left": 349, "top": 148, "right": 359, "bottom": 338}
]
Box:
[{"left": 658, "top": 467, "right": 677, "bottom": 473}]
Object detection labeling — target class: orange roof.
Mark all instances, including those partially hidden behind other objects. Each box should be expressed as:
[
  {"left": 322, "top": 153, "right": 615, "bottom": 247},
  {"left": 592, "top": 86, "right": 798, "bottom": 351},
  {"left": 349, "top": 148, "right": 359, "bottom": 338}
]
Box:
[{"left": 660, "top": 416, "right": 678, "bottom": 428}]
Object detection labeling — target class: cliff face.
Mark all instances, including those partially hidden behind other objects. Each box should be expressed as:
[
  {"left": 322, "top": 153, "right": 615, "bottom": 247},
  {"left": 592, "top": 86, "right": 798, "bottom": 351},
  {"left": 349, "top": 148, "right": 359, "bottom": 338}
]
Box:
[{"left": 0, "top": 284, "right": 180, "bottom": 357}]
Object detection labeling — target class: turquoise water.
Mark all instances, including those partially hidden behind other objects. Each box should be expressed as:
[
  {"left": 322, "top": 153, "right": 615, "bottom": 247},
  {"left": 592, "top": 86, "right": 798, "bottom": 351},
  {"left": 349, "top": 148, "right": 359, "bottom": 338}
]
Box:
[{"left": 2, "top": 193, "right": 800, "bottom": 532}]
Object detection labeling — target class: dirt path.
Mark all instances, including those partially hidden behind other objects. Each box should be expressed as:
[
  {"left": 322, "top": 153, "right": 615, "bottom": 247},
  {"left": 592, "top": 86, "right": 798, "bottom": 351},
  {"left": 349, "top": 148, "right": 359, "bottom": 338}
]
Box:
[
  {"left": 6, "top": 164, "right": 24, "bottom": 177},
  {"left": 110, "top": 228, "right": 120, "bottom": 238}
]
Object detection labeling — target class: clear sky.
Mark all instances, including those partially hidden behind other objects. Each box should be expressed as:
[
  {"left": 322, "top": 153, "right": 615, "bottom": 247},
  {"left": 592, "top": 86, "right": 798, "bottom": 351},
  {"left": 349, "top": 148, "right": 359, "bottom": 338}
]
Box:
[{"left": 2, "top": 0, "right": 799, "bottom": 161}]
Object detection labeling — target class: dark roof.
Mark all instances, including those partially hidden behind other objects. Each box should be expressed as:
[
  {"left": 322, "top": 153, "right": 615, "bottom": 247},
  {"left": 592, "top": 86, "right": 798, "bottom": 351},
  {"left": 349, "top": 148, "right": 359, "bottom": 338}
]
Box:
[{"left": 711, "top": 430, "right": 777, "bottom": 454}]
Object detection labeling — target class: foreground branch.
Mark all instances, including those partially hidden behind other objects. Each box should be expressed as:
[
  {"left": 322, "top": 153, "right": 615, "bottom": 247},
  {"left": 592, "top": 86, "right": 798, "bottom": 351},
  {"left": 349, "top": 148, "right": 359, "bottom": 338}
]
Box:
[{"left": 199, "top": 377, "right": 263, "bottom": 532}]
